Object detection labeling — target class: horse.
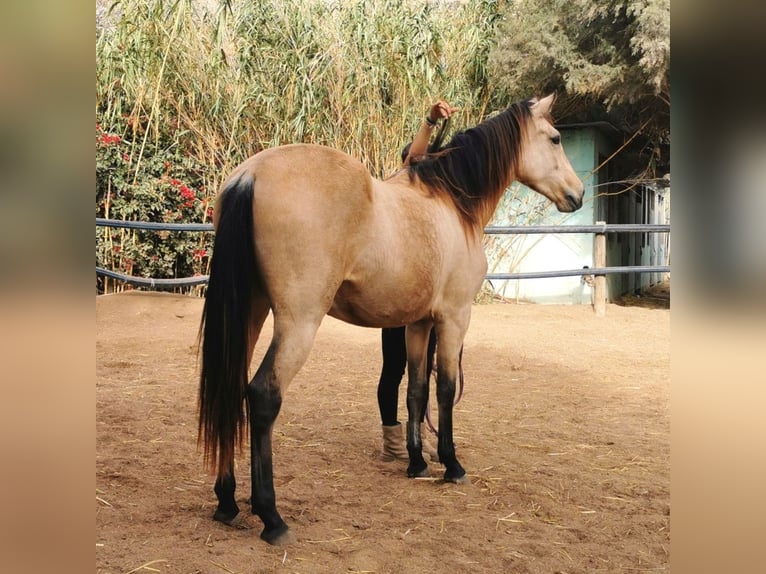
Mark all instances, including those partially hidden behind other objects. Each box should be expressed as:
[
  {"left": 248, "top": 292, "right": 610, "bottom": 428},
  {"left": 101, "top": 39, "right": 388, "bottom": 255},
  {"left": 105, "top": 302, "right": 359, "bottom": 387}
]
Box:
[{"left": 198, "top": 94, "right": 584, "bottom": 545}]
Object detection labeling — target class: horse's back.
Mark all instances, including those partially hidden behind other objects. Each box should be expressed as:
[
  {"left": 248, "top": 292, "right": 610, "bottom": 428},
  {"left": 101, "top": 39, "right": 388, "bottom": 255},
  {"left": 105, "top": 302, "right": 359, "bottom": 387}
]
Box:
[
  {"left": 231, "top": 143, "right": 374, "bottom": 234},
  {"left": 240, "top": 143, "right": 372, "bottom": 200}
]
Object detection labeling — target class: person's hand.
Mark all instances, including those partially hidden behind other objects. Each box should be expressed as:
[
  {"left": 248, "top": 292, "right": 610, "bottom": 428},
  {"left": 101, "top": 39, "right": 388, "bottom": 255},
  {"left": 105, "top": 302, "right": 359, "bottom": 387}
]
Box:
[{"left": 428, "top": 100, "right": 459, "bottom": 123}]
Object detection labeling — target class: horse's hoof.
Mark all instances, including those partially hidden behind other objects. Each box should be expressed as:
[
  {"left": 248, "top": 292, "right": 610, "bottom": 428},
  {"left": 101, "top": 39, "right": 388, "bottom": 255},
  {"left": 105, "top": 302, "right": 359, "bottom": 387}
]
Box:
[
  {"left": 407, "top": 464, "right": 430, "bottom": 478},
  {"left": 214, "top": 509, "right": 252, "bottom": 528},
  {"left": 444, "top": 471, "right": 469, "bottom": 485},
  {"left": 261, "top": 524, "right": 293, "bottom": 546}
]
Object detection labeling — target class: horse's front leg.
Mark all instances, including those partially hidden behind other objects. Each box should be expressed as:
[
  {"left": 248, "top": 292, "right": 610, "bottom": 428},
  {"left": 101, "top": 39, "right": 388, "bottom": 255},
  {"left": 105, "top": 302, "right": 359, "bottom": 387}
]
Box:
[
  {"left": 404, "top": 321, "right": 432, "bottom": 478},
  {"left": 435, "top": 366, "right": 467, "bottom": 483},
  {"left": 434, "top": 318, "right": 468, "bottom": 484}
]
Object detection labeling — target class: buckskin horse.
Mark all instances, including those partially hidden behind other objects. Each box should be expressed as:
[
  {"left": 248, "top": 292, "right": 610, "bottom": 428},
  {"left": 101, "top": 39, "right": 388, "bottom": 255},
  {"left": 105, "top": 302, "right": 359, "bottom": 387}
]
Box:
[{"left": 198, "top": 94, "right": 584, "bottom": 545}]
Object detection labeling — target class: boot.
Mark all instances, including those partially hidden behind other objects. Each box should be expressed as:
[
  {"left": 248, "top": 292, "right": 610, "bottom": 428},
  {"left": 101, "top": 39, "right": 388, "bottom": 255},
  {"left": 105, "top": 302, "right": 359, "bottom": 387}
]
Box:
[
  {"left": 420, "top": 423, "right": 440, "bottom": 463},
  {"left": 380, "top": 423, "right": 408, "bottom": 461}
]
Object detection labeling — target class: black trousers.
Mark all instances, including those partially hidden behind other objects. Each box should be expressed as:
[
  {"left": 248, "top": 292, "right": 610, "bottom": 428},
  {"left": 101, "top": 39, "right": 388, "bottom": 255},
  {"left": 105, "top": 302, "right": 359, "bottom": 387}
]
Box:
[{"left": 377, "top": 326, "right": 438, "bottom": 426}]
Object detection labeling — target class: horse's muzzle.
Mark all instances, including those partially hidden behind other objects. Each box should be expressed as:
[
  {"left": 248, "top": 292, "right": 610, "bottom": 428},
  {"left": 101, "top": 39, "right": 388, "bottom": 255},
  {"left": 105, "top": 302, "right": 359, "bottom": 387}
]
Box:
[{"left": 565, "top": 191, "right": 583, "bottom": 211}]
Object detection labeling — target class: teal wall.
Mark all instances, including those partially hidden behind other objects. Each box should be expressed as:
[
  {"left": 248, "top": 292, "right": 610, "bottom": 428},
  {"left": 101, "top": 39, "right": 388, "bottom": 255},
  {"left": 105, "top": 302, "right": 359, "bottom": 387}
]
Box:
[{"left": 556, "top": 128, "right": 598, "bottom": 226}]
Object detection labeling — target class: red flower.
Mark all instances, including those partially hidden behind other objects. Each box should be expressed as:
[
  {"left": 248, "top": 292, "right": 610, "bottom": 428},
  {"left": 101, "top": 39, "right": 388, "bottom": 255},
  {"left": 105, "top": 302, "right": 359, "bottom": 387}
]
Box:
[
  {"left": 193, "top": 249, "right": 207, "bottom": 259},
  {"left": 98, "top": 133, "right": 121, "bottom": 145}
]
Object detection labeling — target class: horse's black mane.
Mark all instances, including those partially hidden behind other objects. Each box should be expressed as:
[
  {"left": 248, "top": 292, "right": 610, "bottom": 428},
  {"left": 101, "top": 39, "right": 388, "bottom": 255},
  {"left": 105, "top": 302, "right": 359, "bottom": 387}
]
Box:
[{"left": 408, "top": 99, "right": 533, "bottom": 228}]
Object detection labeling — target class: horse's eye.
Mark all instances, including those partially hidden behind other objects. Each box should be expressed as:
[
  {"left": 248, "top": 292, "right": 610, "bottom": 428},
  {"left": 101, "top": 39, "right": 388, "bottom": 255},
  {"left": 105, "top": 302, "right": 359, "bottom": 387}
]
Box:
[{"left": 550, "top": 135, "right": 561, "bottom": 145}]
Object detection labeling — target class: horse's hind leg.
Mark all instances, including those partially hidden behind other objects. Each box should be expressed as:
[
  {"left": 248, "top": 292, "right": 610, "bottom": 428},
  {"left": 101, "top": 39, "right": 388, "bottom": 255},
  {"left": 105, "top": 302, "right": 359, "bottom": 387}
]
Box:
[
  {"left": 213, "top": 468, "right": 239, "bottom": 525},
  {"left": 213, "top": 296, "right": 270, "bottom": 528},
  {"left": 248, "top": 315, "right": 323, "bottom": 545}
]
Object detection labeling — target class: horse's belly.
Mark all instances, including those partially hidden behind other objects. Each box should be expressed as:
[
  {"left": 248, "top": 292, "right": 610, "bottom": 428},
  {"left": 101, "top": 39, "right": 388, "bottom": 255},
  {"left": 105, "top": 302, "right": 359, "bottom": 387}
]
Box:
[{"left": 327, "top": 282, "right": 431, "bottom": 328}]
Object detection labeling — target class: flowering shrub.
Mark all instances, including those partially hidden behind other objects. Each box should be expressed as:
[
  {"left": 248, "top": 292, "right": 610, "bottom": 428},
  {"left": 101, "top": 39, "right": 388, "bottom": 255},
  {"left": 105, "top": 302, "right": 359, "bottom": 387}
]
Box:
[{"left": 96, "top": 121, "right": 215, "bottom": 291}]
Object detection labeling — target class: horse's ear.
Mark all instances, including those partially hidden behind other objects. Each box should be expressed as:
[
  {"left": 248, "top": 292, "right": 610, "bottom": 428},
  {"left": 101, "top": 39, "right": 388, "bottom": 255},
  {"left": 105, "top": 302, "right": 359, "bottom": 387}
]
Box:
[{"left": 530, "top": 93, "right": 556, "bottom": 116}]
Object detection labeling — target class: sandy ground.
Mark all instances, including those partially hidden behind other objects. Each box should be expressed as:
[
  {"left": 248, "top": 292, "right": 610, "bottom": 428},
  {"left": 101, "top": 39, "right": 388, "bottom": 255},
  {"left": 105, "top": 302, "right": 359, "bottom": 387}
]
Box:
[{"left": 96, "top": 291, "right": 669, "bottom": 573}]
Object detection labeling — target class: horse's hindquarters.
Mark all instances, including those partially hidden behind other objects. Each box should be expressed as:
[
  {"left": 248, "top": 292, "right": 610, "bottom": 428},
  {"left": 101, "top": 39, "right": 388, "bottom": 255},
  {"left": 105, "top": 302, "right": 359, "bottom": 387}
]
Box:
[{"left": 245, "top": 145, "right": 376, "bottom": 314}]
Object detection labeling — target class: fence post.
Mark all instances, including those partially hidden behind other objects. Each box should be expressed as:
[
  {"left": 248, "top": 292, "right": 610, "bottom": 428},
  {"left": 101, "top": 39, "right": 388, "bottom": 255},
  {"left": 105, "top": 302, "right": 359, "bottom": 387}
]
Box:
[{"left": 593, "top": 221, "right": 606, "bottom": 316}]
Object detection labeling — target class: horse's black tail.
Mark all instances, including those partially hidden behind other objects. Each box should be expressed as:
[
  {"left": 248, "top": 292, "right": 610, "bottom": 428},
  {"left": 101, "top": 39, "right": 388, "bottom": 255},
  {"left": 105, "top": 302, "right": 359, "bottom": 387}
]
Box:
[{"left": 198, "top": 172, "right": 257, "bottom": 477}]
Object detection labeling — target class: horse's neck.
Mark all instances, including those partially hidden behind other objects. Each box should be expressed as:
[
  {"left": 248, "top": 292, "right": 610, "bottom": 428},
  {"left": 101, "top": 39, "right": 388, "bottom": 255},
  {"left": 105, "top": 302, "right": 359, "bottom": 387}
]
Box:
[{"left": 476, "top": 172, "right": 517, "bottom": 228}]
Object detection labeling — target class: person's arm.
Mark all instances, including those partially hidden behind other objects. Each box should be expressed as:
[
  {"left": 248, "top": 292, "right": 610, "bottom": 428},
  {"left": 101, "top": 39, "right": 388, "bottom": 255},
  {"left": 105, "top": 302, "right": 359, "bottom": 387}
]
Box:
[{"left": 403, "top": 100, "right": 459, "bottom": 166}]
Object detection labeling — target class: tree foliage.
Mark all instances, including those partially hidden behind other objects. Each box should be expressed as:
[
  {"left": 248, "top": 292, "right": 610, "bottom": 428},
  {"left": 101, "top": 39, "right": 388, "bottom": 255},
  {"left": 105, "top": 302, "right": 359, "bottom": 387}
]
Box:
[{"left": 489, "top": 0, "right": 670, "bottom": 177}]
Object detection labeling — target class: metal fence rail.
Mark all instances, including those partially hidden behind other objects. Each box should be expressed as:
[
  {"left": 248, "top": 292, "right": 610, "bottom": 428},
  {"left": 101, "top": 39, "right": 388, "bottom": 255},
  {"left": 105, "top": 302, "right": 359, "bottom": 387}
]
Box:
[
  {"left": 96, "top": 219, "right": 671, "bottom": 235},
  {"left": 96, "top": 266, "right": 209, "bottom": 288},
  {"left": 96, "top": 217, "right": 213, "bottom": 232},
  {"left": 96, "top": 218, "right": 670, "bottom": 299},
  {"left": 485, "top": 223, "right": 670, "bottom": 234},
  {"left": 486, "top": 266, "right": 670, "bottom": 281}
]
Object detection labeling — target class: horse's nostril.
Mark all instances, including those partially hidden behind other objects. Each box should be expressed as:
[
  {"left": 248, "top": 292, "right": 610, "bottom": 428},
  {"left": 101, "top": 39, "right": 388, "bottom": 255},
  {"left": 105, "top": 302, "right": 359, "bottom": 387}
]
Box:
[{"left": 566, "top": 192, "right": 582, "bottom": 211}]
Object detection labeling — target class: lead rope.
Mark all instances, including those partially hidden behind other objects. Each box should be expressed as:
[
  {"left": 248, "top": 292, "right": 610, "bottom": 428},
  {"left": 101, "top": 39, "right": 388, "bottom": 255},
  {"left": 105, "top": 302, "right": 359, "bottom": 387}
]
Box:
[{"left": 424, "top": 344, "right": 464, "bottom": 435}]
